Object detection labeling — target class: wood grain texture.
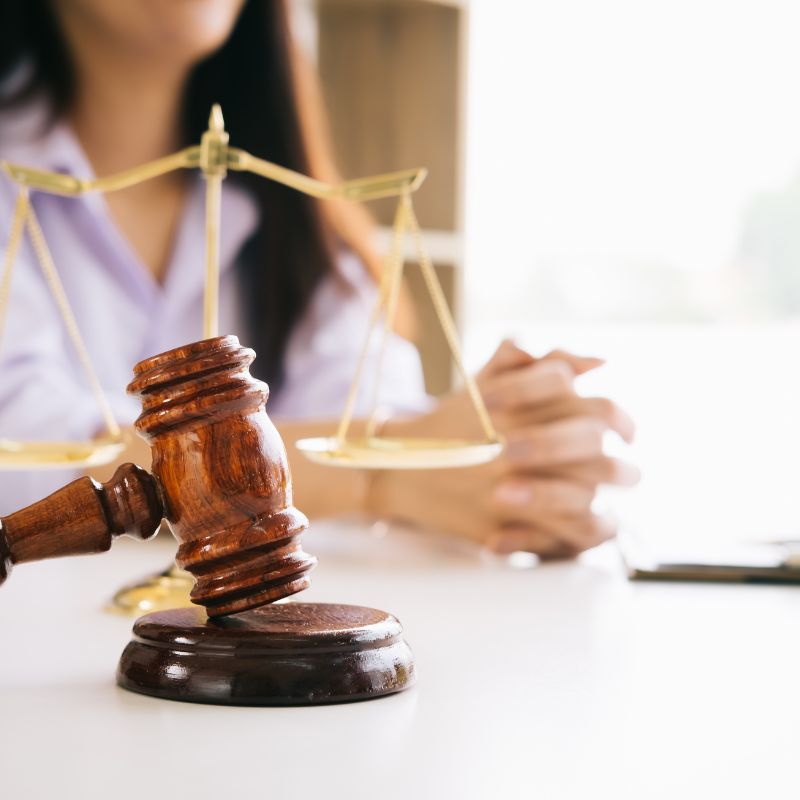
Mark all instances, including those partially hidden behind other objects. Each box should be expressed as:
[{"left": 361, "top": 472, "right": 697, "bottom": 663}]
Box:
[
  {"left": 127, "top": 336, "right": 317, "bottom": 616},
  {"left": 317, "top": 0, "right": 466, "bottom": 394},
  {"left": 0, "top": 463, "right": 162, "bottom": 587},
  {"left": 117, "top": 603, "right": 416, "bottom": 705},
  {"left": 318, "top": 0, "right": 462, "bottom": 229}
]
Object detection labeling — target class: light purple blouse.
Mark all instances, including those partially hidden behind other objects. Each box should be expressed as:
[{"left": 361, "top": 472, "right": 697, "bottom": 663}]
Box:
[{"left": 0, "top": 99, "right": 428, "bottom": 512}]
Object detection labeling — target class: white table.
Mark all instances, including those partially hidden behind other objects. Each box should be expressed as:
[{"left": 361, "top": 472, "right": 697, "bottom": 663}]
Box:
[{"left": 1, "top": 519, "right": 798, "bottom": 799}]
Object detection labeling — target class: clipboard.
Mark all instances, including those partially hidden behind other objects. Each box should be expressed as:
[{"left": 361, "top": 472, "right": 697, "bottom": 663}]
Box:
[{"left": 618, "top": 530, "right": 800, "bottom": 584}]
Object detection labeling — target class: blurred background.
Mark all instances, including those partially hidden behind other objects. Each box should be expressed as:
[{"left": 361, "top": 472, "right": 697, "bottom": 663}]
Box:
[{"left": 301, "top": 0, "right": 800, "bottom": 547}]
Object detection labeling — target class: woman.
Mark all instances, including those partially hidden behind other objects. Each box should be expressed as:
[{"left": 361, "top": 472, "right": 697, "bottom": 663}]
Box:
[{"left": 0, "top": 0, "right": 637, "bottom": 556}]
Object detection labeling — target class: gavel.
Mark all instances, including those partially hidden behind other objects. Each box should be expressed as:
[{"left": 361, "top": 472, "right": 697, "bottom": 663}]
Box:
[
  {"left": 0, "top": 335, "right": 414, "bottom": 705},
  {"left": 0, "top": 335, "right": 317, "bottom": 616}
]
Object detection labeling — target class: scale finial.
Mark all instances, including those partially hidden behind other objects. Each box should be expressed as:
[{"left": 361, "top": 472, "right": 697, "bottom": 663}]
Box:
[{"left": 209, "top": 104, "right": 225, "bottom": 133}]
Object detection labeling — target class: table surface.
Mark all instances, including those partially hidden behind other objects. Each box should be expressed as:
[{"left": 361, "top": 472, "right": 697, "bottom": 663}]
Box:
[{"left": 1, "top": 518, "right": 798, "bottom": 800}]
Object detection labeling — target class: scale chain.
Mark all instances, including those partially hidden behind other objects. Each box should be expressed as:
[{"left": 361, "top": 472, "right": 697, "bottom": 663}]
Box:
[
  {"left": 0, "top": 189, "right": 29, "bottom": 360},
  {"left": 364, "top": 193, "right": 410, "bottom": 438},
  {"left": 24, "top": 202, "right": 121, "bottom": 438},
  {"left": 404, "top": 199, "right": 499, "bottom": 444}
]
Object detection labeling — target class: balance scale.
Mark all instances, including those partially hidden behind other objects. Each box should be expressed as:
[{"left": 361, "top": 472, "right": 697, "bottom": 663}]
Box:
[{"left": 0, "top": 105, "right": 503, "bottom": 615}]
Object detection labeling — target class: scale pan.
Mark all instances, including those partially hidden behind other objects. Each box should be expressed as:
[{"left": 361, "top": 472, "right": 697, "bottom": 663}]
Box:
[
  {"left": 108, "top": 565, "right": 195, "bottom": 616},
  {"left": 0, "top": 435, "right": 125, "bottom": 469},
  {"left": 295, "top": 436, "right": 503, "bottom": 470}
]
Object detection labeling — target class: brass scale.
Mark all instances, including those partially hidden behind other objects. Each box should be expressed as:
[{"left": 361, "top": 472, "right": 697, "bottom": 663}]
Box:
[{"left": 0, "top": 106, "right": 503, "bottom": 611}]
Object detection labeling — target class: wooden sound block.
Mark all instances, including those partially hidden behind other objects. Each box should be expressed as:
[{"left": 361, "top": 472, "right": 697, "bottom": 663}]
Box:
[{"left": 117, "top": 602, "right": 416, "bottom": 706}]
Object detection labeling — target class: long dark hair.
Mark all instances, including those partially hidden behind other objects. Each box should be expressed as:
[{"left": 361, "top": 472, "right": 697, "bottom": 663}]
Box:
[{"left": 0, "top": 0, "right": 374, "bottom": 391}]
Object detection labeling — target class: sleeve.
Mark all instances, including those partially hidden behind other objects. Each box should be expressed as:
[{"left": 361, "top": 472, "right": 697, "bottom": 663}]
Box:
[
  {"left": 268, "top": 251, "right": 432, "bottom": 421},
  {"left": 0, "top": 186, "right": 110, "bottom": 513}
]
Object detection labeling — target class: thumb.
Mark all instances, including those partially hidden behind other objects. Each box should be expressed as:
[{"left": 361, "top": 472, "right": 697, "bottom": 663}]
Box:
[
  {"left": 479, "top": 339, "right": 535, "bottom": 379},
  {"left": 541, "top": 349, "right": 605, "bottom": 376}
]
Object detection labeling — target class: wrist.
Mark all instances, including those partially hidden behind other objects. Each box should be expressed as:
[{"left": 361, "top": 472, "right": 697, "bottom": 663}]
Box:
[
  {"left": 362, "top": 414, "right": 435, "bottom": 522},
  {"left": 364, "top": 468, "right": 391, "bottom": 518},
  {"left": 363, "top": 459, "right": 417, "bottom": 523}
]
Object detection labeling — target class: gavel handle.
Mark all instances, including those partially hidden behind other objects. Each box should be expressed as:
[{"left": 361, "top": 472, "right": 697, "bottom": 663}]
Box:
[{"left": 0, "top": 463, "right": 163, "bottom": 586}]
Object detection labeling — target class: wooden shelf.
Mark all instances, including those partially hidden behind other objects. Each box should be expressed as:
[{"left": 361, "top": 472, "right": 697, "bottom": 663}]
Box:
[{"left": 315, "top": 0, "right": 468, "bottom": 393}]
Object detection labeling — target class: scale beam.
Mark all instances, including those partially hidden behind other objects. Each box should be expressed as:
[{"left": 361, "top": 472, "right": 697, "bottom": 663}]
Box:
[
  {"left": 1, "top": 136, "right": 426, "bottom": 205},
  {"left": 1, "top": 148, "right": 201, "bottom": 196}
]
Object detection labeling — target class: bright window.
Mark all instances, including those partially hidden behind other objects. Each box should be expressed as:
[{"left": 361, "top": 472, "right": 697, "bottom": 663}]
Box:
[{"left": 464, "top": 0, "right": 800, "bottom": 543}]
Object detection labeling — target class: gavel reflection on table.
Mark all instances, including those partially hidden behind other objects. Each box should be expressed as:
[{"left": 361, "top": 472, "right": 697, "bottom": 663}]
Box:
[{"left": 0, "top": 336, "right": 415, "bottom": 705}]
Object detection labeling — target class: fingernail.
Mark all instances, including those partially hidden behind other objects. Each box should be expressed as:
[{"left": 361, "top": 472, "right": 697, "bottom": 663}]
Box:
[
  {"left": 493, "top": 482, "right": 532, "bottom": 506},
  {"left": 580, "top": 356, "right": 605, "bottom": 371}
]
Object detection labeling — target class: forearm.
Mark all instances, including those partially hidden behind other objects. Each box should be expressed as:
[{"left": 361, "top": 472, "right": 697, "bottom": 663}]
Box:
[
  {"left": 90, "top": 418, "right": 419, "bottom": 523},
  {"left": 277, "top": 419, "right": 373, "bottom": 519},
  {"left": 277, "top": 416, "right": 435, "bottom": 520}
]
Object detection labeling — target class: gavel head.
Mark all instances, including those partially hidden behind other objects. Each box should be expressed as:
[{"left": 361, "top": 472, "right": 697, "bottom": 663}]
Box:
[{"left": 127, "top": 335, "right": 316, "bottom": 617}]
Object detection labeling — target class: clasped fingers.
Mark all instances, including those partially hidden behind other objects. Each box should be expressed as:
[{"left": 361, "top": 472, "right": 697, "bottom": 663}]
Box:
[
  {"left": 482, "top": 358, "right": 577, "bottom": 413},
  {"left": 486, "top": 512, "right": 618, "bottom": 557},
  {"left": 504, "top": 417, "right": 607, "bottom": 469},
  {"left": 492, "top": 476, "right": 594, "bottom": 518}
]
